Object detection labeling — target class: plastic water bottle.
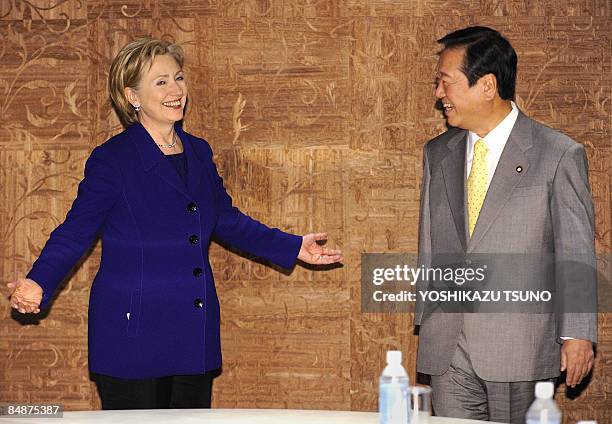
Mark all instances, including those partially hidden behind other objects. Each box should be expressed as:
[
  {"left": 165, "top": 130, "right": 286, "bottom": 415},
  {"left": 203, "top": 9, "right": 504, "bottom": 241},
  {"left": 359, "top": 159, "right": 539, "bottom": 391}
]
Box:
[
  {"left": 379, "top": 350, "right": 410, "bottom": 424},
  {"left": 525, "top": 381, "right": 561, "bottom": 424}
]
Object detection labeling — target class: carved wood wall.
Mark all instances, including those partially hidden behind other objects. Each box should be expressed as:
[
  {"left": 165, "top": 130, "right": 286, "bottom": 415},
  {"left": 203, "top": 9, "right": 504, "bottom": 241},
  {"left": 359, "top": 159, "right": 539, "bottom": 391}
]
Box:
[{"left": 1, "top": 1, "right": 610, "bottom": 422}]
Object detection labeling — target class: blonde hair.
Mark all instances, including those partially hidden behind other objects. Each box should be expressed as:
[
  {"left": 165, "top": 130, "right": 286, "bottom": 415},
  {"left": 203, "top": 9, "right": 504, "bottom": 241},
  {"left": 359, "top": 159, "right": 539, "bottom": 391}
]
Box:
[{"left": 108, "top": 38, "right": 185, "bottom": 127}]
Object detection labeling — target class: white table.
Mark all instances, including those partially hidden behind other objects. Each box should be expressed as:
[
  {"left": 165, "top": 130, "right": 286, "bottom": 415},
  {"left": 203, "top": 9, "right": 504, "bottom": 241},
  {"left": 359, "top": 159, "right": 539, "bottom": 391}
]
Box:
[{"left": 0, "top": 408, "right": 499, "bottom": 424}]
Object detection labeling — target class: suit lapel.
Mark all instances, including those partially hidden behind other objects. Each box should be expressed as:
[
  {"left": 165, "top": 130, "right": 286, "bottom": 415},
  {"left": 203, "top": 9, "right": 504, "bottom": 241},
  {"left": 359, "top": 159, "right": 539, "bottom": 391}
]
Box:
[
  {"left": 467, "top": 112, "right": 533, "bottom": 253},
  {"left": 175, "top": 123, "right": 206, "bottom": 197},
  {"left": 154, "top": 156, "right": 190, "bottom": 197},
  {"left": 441, "top": 131, "right": 469, "bottom": 251},
  {"left": 128, "top": 122, "right": 191, "bottom": 198}
]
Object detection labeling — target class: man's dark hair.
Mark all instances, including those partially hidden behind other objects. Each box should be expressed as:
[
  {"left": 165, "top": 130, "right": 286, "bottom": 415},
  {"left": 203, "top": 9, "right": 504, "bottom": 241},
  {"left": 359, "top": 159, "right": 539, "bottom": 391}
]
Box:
[{"left": 438, "top": 26, "right": 517, "bottom": 100}]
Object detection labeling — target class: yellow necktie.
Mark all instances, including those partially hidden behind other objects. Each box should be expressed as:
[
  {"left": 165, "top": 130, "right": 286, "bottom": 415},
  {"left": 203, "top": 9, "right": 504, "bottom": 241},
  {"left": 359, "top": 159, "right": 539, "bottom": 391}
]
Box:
[{"left": 467, "top": 139, "right": 489, "bottom": 237}]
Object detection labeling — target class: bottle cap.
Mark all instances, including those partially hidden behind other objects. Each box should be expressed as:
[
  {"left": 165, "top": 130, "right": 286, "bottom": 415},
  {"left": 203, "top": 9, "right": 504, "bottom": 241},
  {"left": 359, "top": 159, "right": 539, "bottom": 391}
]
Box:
[
  {"left": 386, "top": 350, "right": 402, "bottom": 365},
  {"left": 534, "top": 381, "right": 554, "bottom": 399}
]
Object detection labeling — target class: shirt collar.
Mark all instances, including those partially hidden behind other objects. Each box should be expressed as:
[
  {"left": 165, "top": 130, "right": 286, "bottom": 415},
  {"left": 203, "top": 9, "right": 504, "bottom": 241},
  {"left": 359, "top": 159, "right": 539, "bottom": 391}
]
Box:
[
  {"left": 468, "top": 101, "right": 519, "bottom": 154},
  {"left": 128, "top": 121, "right": 199, "bottom": 171}
]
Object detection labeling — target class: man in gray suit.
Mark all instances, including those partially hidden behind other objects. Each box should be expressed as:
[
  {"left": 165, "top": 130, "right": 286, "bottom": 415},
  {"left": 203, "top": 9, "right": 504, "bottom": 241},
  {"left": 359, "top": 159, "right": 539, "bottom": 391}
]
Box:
[{"left": 415, "top": 27, "right": 597, "bottom": 423}]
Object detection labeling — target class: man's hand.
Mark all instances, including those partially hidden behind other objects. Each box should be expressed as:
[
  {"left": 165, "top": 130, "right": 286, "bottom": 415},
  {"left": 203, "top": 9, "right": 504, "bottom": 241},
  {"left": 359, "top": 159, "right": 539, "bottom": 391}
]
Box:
[
  {"left": 560, "top": 338, "right": 594, "bottom": 387},
  {"left": 297, "top": 233, "right": 343, "bottom": 265},
  {"left": 7, "top": 278, "right": 43, "bottom": 314}
]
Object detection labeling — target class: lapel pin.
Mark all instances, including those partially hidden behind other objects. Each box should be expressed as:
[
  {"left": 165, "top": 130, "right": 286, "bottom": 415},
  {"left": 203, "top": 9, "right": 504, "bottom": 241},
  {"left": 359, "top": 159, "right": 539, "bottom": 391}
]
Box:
[{"left": 516, "top": 165, "right": 523, "bottom": 173}]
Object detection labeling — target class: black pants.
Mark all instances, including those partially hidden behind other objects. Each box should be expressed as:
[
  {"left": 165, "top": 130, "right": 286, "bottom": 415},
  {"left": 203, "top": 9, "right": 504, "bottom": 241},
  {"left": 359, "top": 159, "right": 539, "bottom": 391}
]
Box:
[{"left": 92, "top": 372, "right": 214, "bottom": 410}]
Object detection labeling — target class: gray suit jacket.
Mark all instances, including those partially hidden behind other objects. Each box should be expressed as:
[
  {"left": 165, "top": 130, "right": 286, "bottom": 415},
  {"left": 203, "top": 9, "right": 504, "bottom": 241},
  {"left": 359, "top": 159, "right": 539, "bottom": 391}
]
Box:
[{"left": 415, "top": 112, "right": 597, "bottom": 382}]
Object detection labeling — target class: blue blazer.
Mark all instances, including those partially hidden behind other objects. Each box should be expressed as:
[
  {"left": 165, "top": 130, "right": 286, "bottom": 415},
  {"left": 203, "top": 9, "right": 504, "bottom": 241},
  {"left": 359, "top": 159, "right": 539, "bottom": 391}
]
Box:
[{"left": 27, "top": 122, "right": 302, "bottom": 378}]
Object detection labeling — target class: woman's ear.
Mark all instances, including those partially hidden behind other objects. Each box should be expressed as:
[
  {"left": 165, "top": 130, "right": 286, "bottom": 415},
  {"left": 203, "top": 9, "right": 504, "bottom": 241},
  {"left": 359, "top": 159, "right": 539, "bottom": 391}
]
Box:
[{"left": 124, "top": 87, "right": 139, "bottom": 107}]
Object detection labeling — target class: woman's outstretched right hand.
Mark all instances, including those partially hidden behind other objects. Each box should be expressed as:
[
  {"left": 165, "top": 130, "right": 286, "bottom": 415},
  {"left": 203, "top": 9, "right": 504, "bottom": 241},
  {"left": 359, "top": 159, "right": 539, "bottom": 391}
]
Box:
[{"left": 7, "top": 278, "right": 43, "bottom": 314}]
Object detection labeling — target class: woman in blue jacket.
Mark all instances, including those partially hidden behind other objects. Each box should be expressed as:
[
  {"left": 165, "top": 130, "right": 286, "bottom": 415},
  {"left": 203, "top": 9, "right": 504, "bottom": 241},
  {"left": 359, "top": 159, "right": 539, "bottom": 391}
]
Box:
[{"left": 7, "top": 38, "right": 342, "bottom": 410}]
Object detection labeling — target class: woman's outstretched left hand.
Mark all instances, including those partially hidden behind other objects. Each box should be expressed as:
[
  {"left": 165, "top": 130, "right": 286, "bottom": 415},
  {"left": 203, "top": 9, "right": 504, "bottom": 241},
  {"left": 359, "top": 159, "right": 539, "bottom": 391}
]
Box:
[{"left": 297, "top": 233, "right": 343, "bottom": 265}]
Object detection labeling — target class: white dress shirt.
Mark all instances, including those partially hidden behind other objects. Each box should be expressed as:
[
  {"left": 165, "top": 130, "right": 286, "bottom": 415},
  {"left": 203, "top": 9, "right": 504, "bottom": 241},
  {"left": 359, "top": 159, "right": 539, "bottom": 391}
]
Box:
[{"left": 465, "top": 101, "right": 519, "bottom": 185}]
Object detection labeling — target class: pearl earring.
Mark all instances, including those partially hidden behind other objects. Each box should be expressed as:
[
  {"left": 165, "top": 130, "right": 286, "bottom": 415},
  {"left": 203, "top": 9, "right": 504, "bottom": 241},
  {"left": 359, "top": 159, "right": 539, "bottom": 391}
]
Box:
[{"left": 133, "top": 104, "right": 141, "bottom": 112}]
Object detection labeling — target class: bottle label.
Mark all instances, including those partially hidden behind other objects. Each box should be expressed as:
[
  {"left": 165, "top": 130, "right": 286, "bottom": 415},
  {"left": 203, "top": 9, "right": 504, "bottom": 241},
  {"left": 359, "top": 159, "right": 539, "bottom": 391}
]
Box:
[{"left": 379, "top": 384, "right": 409, "bottom": 424}]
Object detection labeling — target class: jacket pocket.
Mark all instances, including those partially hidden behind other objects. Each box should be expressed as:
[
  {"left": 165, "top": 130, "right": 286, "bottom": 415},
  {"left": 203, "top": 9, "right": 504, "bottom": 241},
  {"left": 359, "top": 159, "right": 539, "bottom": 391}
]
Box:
[
  {"left": 126, "top": 288, "right": 142, "bottom": 337},
  {"left": 510, "top": 185, "right": 548, "bottom": 198}
]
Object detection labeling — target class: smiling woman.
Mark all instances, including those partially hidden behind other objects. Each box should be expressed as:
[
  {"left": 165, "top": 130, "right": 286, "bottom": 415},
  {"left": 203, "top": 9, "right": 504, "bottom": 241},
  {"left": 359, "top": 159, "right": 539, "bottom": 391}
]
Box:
[
  {"left": 109, "top": 39, "right": 188, "bottom": 152},
  {"left": 108, "top": 39, "right": 186, "bottom": 127},
  {"left": 7, "top": 37, "right": 343, "bottom": 410}
]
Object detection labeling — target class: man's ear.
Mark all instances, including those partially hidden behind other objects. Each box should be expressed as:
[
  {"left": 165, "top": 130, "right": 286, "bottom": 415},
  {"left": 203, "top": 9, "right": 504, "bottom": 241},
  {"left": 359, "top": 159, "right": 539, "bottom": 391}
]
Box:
[
  {"left": 480, "top": 74, "right": 498, "bottom": 100},
  {"left": 124, "top": 87, "right": 139, "bottom": 106}
]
